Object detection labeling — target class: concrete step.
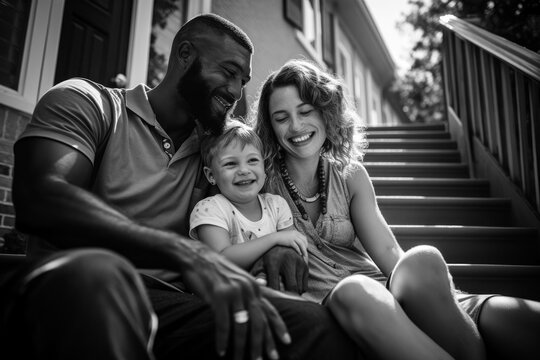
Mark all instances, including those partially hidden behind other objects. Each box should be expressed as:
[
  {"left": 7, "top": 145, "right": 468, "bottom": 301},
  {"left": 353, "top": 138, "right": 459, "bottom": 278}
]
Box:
[
  {"left": 378, "top": 196, "right": 512, "bottom": 226},
  {"left": 366, "top": 130, "right": 451, "bottom": 140},
  {"left": 368, "top": 138, "right": 458, "bottom": 150},
  {"left": 364, "top": 149, "right": 461, "bottom": 163},
  {"left": 449, "top": 264, "right": 540, "bottom": 301},
  {"left": 392, "top": 225, "right": 540, "bottom": 265},
  {"left": 368, "top": 123, "right": 447, "bottom": 132},
  {"left": 372, "top": 178, "right": 490, "bottom": 197},
  {"left": 364, "top": 162, "right": 469, "bottom": 178}
]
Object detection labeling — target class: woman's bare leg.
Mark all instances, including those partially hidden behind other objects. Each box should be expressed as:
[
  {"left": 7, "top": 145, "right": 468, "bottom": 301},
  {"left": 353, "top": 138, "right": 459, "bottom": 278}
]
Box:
[
  {"left": 327, "top": 274, "right": 454, "bottom": 360},
  {"left": 478, "top": 296, "right": 540, "bottom": 360},
  {"left": 389, "top": 245, "right": 485, "bottom": 360}
]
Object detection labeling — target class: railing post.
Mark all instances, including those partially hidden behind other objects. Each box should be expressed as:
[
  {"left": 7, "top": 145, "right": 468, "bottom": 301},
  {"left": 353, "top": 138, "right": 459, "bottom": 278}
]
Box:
[
  {"left": 439, "top": 14, "right": 540, "bottom": 217},
  {"left": 454, "top": 36, "right": 475, "bottom": 176},
  {"left": 529, "top": 84, "right": 540, "bottom": 213}
]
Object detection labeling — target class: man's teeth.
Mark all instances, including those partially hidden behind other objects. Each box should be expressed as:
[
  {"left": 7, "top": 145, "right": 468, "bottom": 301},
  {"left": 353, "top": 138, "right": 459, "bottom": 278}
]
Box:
[
  {"left": 291, "top": 133, "right": 311, "bottom": 143},
  {"left": 215, "top": 96, "right": 231, "bottom": 108}
]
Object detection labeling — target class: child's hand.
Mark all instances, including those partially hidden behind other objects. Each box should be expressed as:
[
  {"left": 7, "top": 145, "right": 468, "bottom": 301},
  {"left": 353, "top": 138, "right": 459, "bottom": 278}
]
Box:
[{"left": 276, "top": 230, "right": 309, "bottom": 264}]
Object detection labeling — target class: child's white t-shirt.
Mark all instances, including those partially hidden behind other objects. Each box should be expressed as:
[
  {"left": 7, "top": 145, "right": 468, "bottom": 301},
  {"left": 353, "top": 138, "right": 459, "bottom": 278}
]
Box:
[{"left": 189, "top": 193, "right": 294, "bottom": 243}]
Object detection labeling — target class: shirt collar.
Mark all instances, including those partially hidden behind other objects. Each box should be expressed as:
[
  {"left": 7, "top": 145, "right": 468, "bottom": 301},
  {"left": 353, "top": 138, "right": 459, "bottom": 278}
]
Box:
[
  {"left": 125, "top": 84, "right": 156, "bottom": 127},
  {"left": 126, "top": 84, "right": 203, "bottom": 160}
]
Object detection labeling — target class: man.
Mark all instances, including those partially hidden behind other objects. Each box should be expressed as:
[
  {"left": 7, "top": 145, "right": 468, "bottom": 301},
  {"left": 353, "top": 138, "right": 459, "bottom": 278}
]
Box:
[{"left": 1, "top": 14, "right": 358, "bottom": 360}]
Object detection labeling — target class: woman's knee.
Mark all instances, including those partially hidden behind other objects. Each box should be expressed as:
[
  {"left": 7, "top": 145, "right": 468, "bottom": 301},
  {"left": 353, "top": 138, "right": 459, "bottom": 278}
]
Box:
[
  {"left": 329, "top": 275, "right": 393, "bottom": 322},
  {"left": 479, "top": 296, "right": 540, "bottom": 359},
  {"left": 390, "top": 245, "right": 452, "bottom": 298}
]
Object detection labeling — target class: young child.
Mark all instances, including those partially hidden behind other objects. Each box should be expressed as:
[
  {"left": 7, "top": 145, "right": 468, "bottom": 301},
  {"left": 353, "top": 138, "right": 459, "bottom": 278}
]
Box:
[{"left": 189, "top": 120, "right": 308, "bottom": 277}]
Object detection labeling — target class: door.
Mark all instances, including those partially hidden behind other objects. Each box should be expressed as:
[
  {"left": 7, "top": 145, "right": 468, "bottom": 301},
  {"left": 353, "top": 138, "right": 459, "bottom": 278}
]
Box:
[{"left": 54, "top": 0, "right": 133, "bottom": 87}]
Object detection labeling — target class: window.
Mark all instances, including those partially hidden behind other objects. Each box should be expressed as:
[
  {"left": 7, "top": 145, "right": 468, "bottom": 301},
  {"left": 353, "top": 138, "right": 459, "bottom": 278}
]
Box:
[
  {"left": 0, "top": 0, "right": 60, "bottom": 114},
  {"left": 0, "top": 0, "right": 32, "bottom": 90},
  {"left": 371, "top": 94, "right": 379, "bottom": 125},
  {"left": 337, "top": 44, "right": 353, "bottom": 98},
  {"left": 320, "top": 0, "right": 334, "bottom": 68},
  {"left": 284, "top": 0, "right": 324, "bottom": 64},
  {"left": 353, "top": 63, "right": 365, "bottom": 121},
  {"left": 147, "top": 0, "right": 188, "bottom": 87},
  {"left": 303, "top": 0, "right": 317, "bottom": 48},
  {"left": 0, "top": 0, "right": 153, "bottom": 114}
]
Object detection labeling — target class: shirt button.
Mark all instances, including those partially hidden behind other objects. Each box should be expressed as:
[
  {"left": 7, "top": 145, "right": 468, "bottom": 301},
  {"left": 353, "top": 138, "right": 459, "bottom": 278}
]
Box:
[{"left": 163, "top": 142, "right": 171, "bottom": 150}]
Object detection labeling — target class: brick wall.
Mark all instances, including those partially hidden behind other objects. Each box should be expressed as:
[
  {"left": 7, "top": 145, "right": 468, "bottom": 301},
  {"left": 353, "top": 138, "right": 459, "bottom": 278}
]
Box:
[{"left": 0, "top": 103, "right": 31, "bottom": 240}]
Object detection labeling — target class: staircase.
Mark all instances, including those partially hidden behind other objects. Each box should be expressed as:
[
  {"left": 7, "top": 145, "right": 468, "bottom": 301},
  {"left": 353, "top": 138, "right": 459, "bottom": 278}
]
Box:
[{"left": 365, "top": 123, "right": 540, "bottom": 301}]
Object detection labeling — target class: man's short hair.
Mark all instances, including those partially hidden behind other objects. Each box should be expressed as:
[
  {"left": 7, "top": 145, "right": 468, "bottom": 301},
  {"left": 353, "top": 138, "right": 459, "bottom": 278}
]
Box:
[{"left": 177, "top": 13, "right": 253, "bottom": 53}]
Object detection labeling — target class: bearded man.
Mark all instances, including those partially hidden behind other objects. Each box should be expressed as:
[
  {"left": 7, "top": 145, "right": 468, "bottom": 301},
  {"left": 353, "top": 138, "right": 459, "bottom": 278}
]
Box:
[{"left": 1, "top": 14, "right": 358, "bottom": 360}]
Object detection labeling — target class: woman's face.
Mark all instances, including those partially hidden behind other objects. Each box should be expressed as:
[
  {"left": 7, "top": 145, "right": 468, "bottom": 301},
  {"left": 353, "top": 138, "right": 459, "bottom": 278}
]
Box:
[{"left": 268, "top": 85, "right": 326, "bottom": 160}]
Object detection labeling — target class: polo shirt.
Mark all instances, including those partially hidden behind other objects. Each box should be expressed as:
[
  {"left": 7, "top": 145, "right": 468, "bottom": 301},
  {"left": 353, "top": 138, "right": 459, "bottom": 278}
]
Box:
[{"left": 18, "top": 78, "right": 208, "bottom": 281}]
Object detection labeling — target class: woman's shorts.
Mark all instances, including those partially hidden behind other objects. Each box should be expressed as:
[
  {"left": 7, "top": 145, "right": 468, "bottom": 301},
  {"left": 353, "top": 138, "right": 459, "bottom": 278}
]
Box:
[{"left": 385, "top": 270, "right": 497, "bottom": 325}]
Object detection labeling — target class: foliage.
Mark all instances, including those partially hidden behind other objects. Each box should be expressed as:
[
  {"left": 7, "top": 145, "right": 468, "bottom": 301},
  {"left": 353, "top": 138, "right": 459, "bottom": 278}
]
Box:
[{"left": 397, "top": 0, "right": 540, "bottom": 123}]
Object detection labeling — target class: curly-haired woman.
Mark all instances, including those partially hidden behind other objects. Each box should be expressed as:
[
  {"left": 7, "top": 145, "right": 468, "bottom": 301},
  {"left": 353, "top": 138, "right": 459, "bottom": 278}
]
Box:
[{"left": 251, "top": 59, "right": 540, "bottom": 360}]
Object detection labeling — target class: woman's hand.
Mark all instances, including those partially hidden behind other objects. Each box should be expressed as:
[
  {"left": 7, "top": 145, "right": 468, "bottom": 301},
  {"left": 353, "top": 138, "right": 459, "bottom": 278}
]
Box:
[
  {"left": 275, "top": 230, "right": 309, "bottom": 264},
  {"left": 180, "top": 240, "right": 291, "bottom": 360}
]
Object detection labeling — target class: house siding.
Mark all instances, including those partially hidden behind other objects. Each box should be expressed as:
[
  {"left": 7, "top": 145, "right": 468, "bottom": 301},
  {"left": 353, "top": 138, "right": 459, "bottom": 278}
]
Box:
[
  {"left": 212, "top": 0, "right": 313, "bottom": 110},
  {"left": 0, "top": 0, "right": 407, "bottom": 247},
  {"left": 0, "top": 104, "right": 30, "bottom": 237}
]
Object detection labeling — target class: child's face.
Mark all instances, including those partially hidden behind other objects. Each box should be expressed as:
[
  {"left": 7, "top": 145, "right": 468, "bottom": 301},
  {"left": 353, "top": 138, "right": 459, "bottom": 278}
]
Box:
[{"left": 206, "top": 141, "right": 266, "bottom": 205}]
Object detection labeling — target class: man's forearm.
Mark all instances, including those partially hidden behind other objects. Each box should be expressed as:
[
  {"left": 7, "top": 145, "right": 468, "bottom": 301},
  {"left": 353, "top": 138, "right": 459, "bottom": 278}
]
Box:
[{"left": 15, "top": 176, "right": 194, "bottom": 272}]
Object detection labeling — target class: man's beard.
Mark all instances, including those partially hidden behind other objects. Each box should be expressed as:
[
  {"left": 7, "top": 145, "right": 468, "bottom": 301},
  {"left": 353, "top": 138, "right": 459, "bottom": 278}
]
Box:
[{"left": 177, "top": 58, "right": 231, "bottom": 136}]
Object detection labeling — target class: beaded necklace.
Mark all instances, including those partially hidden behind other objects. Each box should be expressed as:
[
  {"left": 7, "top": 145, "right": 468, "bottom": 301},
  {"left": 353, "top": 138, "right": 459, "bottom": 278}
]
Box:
[{"left": 279, "top": 157, "right": 327, "bottom": 221}]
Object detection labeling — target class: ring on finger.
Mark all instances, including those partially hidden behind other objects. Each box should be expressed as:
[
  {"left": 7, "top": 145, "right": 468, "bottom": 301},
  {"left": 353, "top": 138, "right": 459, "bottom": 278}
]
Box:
[{"left": 233, "top": 310, "right": 249, "bottom": 324}]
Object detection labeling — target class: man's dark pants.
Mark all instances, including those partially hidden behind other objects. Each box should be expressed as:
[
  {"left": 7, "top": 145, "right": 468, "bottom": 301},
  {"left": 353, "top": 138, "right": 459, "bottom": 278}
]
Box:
[{"left": 0, "top": 249, "right": 359, "bottom": 359}]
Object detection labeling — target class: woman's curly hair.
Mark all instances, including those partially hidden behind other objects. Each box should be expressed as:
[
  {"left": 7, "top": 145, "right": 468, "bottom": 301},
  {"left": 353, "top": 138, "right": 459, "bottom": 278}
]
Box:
[{"left": 249, "top": 59, "right": 367, "bottom": 184}]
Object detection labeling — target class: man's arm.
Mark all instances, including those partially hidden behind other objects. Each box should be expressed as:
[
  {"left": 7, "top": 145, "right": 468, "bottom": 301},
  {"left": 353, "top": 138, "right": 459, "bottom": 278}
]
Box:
[
  {"left": 13, "top": 137, "right": 291, "bottom": 360},
  {"left": 14, "top": 138, "right": 179, "bottom": 266}
]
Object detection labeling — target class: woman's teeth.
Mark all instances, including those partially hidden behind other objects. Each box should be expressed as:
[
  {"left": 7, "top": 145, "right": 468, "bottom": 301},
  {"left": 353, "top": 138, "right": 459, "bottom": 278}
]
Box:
[{"left": 291, "top": 133, "right": 312, "bottom": 143}]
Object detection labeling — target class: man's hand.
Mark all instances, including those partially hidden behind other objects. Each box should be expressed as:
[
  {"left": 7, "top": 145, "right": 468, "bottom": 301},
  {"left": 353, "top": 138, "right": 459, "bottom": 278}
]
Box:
[
  {"left": 274, "top": 230, "right": 308, "bottom": 264},
  {"left": 181, "top": 241, "right": 291, "bottom": 360},
  {"left": 252, "top": 246, "right": 308, "bottom": 294}
]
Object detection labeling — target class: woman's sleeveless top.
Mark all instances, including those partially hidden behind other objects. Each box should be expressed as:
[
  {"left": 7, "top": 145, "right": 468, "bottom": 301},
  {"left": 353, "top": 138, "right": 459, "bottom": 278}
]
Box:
[{"left": 273, "top": 161, "right": 387, "bottom": 303}]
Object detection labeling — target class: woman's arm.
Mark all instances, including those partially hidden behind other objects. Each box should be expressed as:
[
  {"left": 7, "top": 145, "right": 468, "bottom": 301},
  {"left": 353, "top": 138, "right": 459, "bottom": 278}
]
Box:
[
  {"left": 197, "top": 225, "right": 308, "bottom": 269},
  {"left": 347, "top": 165, "right": 404, "bottom": 276}
]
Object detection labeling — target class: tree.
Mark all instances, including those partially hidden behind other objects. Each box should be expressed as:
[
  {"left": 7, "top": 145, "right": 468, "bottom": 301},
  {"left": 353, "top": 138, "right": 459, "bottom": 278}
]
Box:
[{"left": 397, "top": 0, "right": 540, "bottom": 123}]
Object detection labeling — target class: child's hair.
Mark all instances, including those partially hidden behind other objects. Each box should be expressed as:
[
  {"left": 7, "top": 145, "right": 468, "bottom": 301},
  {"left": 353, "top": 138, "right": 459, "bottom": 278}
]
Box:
[{"left": 201, "top": 118, "right": 265, "bottom": 167}]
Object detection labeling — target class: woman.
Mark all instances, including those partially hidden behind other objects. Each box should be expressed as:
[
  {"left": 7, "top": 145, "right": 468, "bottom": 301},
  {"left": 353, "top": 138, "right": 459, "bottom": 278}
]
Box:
[{"left": 251, "top": 59, "right": 540, "bottom": 360}]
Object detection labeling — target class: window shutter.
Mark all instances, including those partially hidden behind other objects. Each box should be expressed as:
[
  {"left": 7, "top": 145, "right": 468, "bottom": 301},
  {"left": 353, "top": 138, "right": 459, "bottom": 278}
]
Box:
[
  {"left": 284, "top": 0, "right": 303, "bottom": 31},
  {"left": 321, "top": 0, "right": 335, "bottom": 68},
  {"left": 0, "top": 0, "right": 32, "bottom": 90}
]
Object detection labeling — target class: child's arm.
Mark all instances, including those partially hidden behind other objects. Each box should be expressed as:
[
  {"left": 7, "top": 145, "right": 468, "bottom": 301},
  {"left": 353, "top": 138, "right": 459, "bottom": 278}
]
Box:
[{"left": 197, "top": 224, "right": 308, "bottom": 269}]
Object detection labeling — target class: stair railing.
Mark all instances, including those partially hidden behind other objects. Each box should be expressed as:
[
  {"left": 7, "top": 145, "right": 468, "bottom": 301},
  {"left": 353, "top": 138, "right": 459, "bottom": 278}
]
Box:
[{"left": 439, "top": 15, "right": 540, "bottom": 214}]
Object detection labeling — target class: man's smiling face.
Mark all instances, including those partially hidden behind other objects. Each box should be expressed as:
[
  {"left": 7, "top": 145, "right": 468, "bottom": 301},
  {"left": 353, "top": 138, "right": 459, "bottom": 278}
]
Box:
[{"left": 177, "top": 35, "right": 252, "bottom": 135}]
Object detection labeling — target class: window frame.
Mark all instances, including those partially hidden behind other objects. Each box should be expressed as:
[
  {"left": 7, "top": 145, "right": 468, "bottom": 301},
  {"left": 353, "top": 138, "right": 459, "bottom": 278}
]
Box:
[
  {"left": 0, "top": 0, "right": 156, "bottom": 115},
  {"left": 353, "top": 61, "right": 366, "bottom": 122},
  {"left": 291, "top": 0, "right": 325, "bottom": 67},
  {"left": 0, "top": 0, "right": 59, "bottom": 114}
]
